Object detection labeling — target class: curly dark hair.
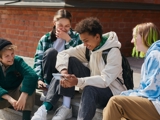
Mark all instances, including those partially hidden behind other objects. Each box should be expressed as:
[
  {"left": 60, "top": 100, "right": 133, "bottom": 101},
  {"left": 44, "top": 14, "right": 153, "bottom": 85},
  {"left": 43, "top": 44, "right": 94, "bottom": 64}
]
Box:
[{"left": 75, "top": 17, "right": 103, "bottom": 38}]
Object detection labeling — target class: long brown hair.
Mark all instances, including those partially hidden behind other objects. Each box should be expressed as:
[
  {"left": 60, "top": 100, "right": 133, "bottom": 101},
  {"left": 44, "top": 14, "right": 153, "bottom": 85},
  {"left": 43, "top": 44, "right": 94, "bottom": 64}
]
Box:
[{"left": 51, "top": 9, "right": 72, "bottom": 41}]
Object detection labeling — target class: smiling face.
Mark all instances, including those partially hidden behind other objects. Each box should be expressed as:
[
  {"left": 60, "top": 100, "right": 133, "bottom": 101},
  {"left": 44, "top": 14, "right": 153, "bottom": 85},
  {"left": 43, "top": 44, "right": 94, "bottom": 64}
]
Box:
[
  {"left": 0, "top": 49, "right": 15, "bottom": 67},
  {"left": 54, "top": 18, "right": 71, "bottom": 33},
  {"left": 131, "top": 27, "right": 148, "bottom": 53},
  {"left": 80, "top": 32, "right": 101, "bottom": 50}
]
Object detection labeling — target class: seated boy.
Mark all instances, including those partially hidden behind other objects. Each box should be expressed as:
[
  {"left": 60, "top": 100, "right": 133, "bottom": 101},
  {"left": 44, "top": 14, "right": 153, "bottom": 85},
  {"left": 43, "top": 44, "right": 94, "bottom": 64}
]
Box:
[
  {"left": 55, "top": 17, "right": 127, "bottom": 120},
  {"left": 0, "top": 38, "right": 38, "bottom": 120}
]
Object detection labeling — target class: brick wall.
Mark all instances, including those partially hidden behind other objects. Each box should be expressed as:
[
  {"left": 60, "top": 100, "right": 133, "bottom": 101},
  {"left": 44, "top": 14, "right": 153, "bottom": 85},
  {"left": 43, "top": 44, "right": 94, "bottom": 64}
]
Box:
[{"left": 0, "top": 7, "right": 160, "bottom": 57}]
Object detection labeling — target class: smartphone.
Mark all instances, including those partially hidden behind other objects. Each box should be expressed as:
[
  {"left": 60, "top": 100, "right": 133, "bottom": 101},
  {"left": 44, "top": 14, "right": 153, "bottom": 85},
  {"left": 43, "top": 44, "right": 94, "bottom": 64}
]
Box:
[{"left": 52, "top": 73, "right": 63, "bottom": 80}]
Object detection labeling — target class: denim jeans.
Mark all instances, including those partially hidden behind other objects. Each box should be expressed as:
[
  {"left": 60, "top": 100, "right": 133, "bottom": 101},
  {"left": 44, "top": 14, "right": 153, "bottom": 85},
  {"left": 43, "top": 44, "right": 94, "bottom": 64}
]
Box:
[
  {"left": 42, "top": 48, "right": 58, "bottom": 84},
  {"left": 44, "top": 55, "right": 90, "bottom": 107},
  {"left": 77, "top": 86, "right": 113, "bottom": 120}
]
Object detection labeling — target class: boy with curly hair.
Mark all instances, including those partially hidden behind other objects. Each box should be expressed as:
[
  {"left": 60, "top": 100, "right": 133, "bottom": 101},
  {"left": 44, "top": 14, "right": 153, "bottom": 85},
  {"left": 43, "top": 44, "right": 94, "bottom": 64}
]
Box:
[{"left": 55, "top": 17, "right": 126, "bottom": 120}]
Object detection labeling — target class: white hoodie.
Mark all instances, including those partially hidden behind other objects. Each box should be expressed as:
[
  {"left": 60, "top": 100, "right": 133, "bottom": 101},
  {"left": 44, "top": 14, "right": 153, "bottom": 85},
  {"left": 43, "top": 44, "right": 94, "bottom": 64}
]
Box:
[{"left": 56, "top": 31, "right": 127, "bottom": 95}]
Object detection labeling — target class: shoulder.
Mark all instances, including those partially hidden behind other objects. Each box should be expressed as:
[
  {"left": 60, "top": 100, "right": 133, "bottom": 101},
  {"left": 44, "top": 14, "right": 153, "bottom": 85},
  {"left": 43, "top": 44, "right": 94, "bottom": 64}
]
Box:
[
  {"left": 145, "top": 50, "right": 160, "bottom": 64},
  {"left": 39, "top": 32, "right": 51, "bottom": 42},
  {"left": 14, "top": 56, "right": 24, "bottom": 62},
  {"left": 68, "top": 29, "right": 79, "bottom": 37}
]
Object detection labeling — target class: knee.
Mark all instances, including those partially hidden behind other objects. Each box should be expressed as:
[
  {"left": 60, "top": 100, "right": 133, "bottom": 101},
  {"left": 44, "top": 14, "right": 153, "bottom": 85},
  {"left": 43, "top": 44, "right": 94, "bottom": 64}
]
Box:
[
  {"left": 44, "top": 48, "right": 58, "bottom": 57},
  {"left": 82, "top": 86, "right": 96, "bottom": 95},
  {"left": 108, "top": 95, "right": 122, "bottom": 105},
  {"left": 69, "top": 57, "right": 79, "bottom": 63}
]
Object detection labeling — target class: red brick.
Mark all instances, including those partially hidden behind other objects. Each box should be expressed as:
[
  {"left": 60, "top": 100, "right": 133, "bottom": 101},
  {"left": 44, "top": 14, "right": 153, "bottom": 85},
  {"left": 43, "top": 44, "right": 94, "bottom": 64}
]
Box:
[{"left": 0, "top": 6, "right": 160, "bottom": 57}]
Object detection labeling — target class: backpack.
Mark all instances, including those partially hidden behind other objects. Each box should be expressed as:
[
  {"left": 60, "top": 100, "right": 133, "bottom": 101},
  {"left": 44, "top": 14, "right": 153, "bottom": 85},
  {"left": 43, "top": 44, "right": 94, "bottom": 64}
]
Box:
[{"left": 85, "top": 47, "right": 134, "bottom": 90}]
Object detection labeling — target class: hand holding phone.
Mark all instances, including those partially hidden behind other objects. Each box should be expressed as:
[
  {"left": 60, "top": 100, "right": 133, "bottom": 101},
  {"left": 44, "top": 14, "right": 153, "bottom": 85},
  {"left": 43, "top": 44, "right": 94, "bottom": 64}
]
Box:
[{"left": 52, "top": 73, "right": 64, "bottom": 80}]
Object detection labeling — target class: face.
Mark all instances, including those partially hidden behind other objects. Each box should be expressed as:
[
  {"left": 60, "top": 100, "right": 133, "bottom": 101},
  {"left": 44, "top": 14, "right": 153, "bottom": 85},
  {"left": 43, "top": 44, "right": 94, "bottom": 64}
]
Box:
[
  {"left": 131, "top": 30, "right": 147, "bottom": 53},
  {"left": 0, "top": 49, "right": 15, "bottom": 67},
  {"left": 54, "top": 18, "right": 71, "bottom": 33},
  {"left": 80, "top": 32, "right": 101, "bottom": 50}
]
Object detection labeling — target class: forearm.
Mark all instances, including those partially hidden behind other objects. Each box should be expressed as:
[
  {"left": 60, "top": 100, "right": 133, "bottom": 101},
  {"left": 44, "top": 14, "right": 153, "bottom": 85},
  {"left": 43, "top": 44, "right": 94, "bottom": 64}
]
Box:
[
  {"left": 19, "top": 92, "right": 28, "bottom": 100},
  {"left": 2, "top": 94, "right": 12, "bottom": 101}
]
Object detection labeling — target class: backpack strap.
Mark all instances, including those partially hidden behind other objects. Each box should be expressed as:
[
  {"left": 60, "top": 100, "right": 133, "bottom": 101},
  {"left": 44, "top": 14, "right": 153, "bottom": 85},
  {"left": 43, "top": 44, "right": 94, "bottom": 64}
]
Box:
[
  {"left": 85, "top": 47, "right": 118, "bottom": 63},
  {"left": 102, "top": 48, "right": 112, "bottom": 64},
  {"left": 85, "top": 47, "right": 90, "bottom": 62}
]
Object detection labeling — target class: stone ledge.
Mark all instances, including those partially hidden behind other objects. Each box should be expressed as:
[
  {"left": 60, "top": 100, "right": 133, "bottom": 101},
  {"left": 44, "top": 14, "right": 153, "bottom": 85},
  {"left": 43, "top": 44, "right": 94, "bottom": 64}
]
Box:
[
  {"left": 5, "top": 1, "right": 65, "bottom": 7},
  {"left": 0, "top": 1, "right": 15, "bottom": 6},
  {"left": 20, "top": 56, "right": 142, "bottom": 88}
]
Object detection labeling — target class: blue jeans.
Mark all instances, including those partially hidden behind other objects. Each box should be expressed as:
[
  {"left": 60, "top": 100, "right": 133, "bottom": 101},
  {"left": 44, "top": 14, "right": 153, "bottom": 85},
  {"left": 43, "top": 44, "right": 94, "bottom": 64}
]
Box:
[
  {"left": 77, "top": 86, "right": 113, "bottom": 120},
  {"left": 44, "top": 56, "right": 90, "bottom": 107}
]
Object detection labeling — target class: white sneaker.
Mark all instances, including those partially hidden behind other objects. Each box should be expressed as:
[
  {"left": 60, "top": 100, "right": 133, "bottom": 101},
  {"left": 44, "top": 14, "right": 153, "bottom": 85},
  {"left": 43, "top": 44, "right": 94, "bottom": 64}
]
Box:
[
  {"left": 31, "top": 105, "right": 47, "bottom": 120},
  {"left": 52, "top": 105, "right": 72, "bottom": 120}
]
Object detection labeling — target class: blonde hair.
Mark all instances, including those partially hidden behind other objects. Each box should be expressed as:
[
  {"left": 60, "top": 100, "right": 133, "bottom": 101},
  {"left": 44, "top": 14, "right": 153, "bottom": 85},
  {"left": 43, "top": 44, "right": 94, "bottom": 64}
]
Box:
[
  {"left": 0, "top": 45, "right": 17, "bottom": 58},
  {"left": 132, "top": 22, "right": 160, "bottom": 57}
]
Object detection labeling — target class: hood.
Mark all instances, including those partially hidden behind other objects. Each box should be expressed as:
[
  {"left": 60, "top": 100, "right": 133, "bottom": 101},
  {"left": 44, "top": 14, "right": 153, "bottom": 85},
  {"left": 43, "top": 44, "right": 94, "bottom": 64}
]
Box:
[
  {"left": 93, "top": 31, "right": 121, "bottom": 53},
  {"left": 146, "top": 40, "right": 160, "bottom": 57}
]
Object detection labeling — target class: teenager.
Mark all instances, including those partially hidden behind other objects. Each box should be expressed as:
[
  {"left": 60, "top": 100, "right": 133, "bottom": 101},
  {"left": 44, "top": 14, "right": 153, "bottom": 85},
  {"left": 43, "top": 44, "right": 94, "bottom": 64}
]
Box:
[
  {"left": 32, "top": 9, "right": 82, "bottom": 120},
  {"left": 0, "top": 38, "right": 38, "bottom": 120},
  {"left": 102, "top": 22, "right": 160, "bottom": 120},
  {"left": 55, "top": 17, "right": 126, "bottom": 120}
]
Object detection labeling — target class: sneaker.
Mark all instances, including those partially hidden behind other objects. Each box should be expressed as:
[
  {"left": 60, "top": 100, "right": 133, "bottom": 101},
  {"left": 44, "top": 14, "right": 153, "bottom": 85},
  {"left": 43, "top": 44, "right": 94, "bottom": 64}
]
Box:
[
  {"left": 31, "top": 105, "right": 47, "bottom": 120},
  {"left": 52, "top": 105, "right": 72, "bottom": 120}
]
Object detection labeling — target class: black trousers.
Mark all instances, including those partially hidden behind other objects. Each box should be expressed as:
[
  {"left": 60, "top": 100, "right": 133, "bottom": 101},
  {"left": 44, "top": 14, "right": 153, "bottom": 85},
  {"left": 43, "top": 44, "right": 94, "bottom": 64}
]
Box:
[{"left": 42, "top": 48, "right": 90, "bottom": 106}]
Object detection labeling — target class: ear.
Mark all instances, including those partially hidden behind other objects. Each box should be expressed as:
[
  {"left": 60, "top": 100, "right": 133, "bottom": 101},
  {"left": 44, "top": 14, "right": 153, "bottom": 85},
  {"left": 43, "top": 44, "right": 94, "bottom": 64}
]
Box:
[
  {"left": 53, "top": 20, "right": 56, "bottom": 26},
  {"left": 95, "top": 33, "right": 100, "bottom": 39}
]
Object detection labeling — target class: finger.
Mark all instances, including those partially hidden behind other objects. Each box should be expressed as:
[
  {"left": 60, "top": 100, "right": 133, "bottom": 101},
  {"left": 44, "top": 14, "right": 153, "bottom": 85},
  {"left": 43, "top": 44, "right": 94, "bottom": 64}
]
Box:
[
  {"left": 20, "top": 105, "right": 24, "bottom": 111},
  {"left": 71, "top": 74, "right": 75, "bottom": 78},
  {"left": 60, "top": 79, "right": 63, "bottom": 85},
  {"left": 42, "top": 83, "right": 46, "bottom": 87},
  {"left": 13, "top": 104, "right": 17, "bottom": 110},
  {"left": 38, "top": 84, "right": 43, "bottom": 88}
]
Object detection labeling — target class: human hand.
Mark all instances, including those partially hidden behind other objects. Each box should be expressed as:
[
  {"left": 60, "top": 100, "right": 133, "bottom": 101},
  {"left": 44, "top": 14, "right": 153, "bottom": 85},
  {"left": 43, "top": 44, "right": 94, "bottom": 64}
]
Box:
[
  {"left": 60, "top": 74, "right": 78, "bottom": 88},
  {"left": 7, "top": 97, "right": 17, "bottom": 109},
  {"left": 60, "top": 69, "right": 68, "bottom": 75},
  {"left": 56, "top": 29, "right": 71, "bottom": 42},
  {"left": 38, "top": 80, "right": 47, "bottom": 91},
  {"left": 16, "top": 92, "right": 28, "bottom": 111}
]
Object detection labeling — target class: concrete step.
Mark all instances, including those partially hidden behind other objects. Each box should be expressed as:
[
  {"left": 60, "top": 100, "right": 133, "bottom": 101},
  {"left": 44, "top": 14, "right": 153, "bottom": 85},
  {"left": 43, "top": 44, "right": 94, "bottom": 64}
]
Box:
[
  {"left": 0, "top": 90, "right": 102, "bottom": 120},
  {"left": 0, "top": 106, "right": 77, "bottom": 120},
  {"left": 4, "top": 56, "right": 141, "bottom": 120},
  {"left": 35, "top": 90, "right": 103, "bottom": 120}
]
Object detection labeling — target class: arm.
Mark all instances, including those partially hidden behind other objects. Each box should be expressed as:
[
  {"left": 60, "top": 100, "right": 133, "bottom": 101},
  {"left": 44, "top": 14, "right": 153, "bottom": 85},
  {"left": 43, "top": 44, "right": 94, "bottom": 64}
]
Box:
[
  {"left": 65, "top": 30, "right": 82, "bottom": 49},
  {"left": 33, "top": 35, "right": 47, "bottom": 81},
  {"left": 2, "top": 94, "right": 17, "bottom": 109},
  {"left": 16, "top": 92, "right": 28, "bottom": 110},
  {"left": 129, "top": 51, "right": 160, "bottom": 98},
  {"left": 0, "top": 87, "right": 17, "bottom": 109},
  {"left": 0, "top": 86, "right": 9, "bottom": 99},
  {"left": 77, "top": 48, "right": 122, "bottom": 89},
  {"left": 56, "top": 44, "right": 88, "bottom": 72},
  {"left": 16, "top": 57, "right": 38, "bottom": 95}
]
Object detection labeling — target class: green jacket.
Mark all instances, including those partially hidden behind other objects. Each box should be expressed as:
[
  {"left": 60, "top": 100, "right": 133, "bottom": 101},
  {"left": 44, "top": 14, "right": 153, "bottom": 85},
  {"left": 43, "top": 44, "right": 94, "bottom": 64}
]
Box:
[{"left": 0, "top": 56, "right": 38, "bottom": 99}]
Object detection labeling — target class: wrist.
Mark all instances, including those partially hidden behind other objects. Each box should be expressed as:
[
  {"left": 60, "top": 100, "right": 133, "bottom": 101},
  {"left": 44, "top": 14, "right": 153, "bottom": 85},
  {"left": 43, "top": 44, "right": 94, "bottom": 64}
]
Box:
[
  {"left": 66, "top": 37, "right": 71, "bottom": 42},
  {"left": 61, "top": 69, "right": 68, "bottom": 74},
  {"left": 20, "top": 92, "right": 28, "bottom": 99},
  {"left": 2, "top": 94, "right": 11, "bottom": 101}
]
